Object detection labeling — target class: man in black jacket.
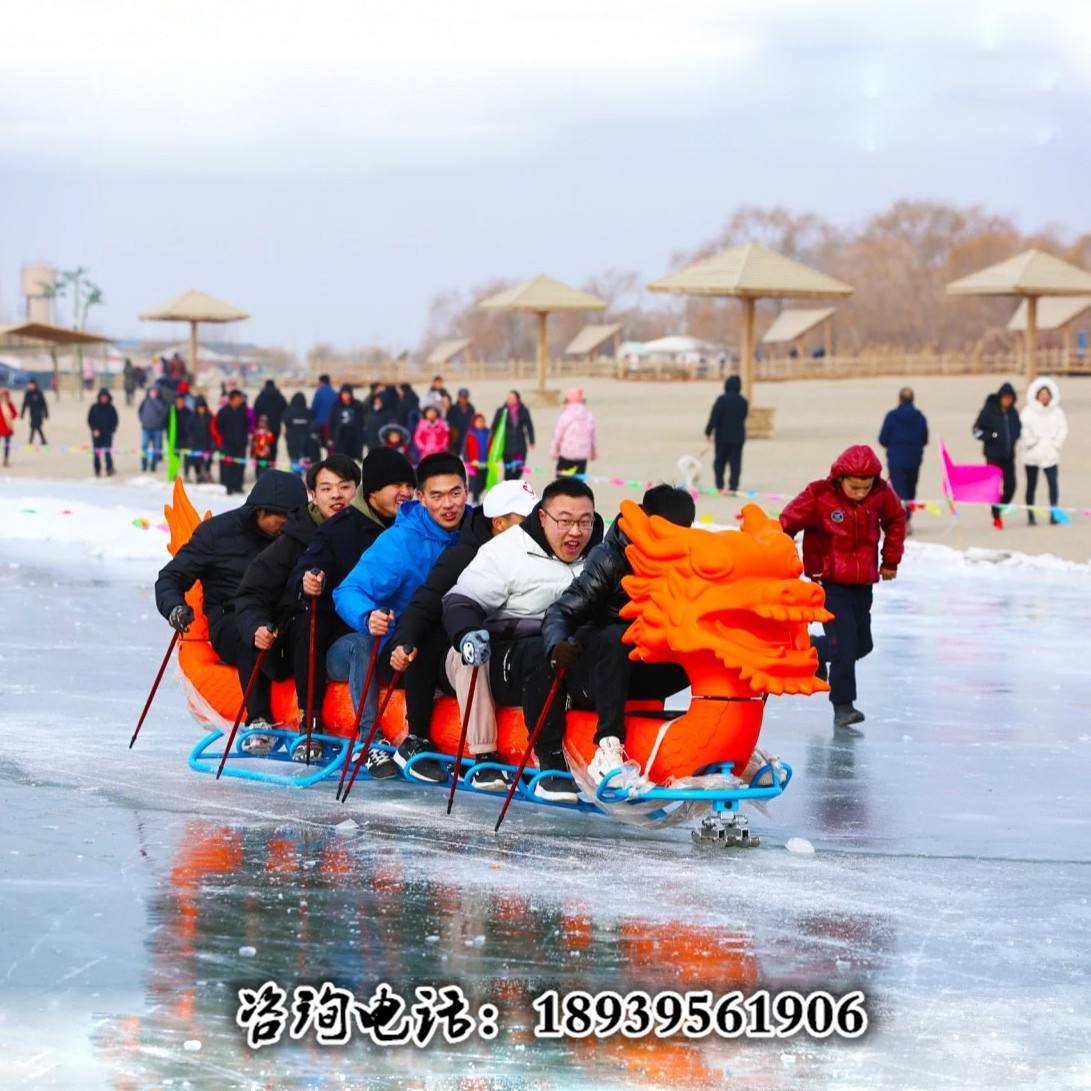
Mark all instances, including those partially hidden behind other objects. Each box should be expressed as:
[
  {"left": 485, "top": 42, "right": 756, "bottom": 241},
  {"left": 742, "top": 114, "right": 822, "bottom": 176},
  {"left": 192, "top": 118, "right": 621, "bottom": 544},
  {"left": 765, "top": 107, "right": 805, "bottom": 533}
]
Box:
[
  {"left": 154, "top": 470, "right": 308, "bottom": 740},
  {"left": 287, "top": 447, "right": 416, "bottom": 723},
  {"left": 87, "top": 388, "right": 119, "bottom": 477},
  {"left": 233, "top": 455, "right": 361, "bottom": 757},
  {"left": 387, "top": 479, "right": 538, "bottom": 786},
  {"left": 973, "top": 381, "right": 1022, "bottom": 527},
  {"left": 704, "top": 375, "right": 748, "bottom": 493},
  {"left": 542, "top": 485, "right": 695, "bottom": 786},
  {"left": 216, "top": 390, "right": 251, "bottom": 495},
  {"left": 21, "top": 379, "right": 49, "bottom": 445}
]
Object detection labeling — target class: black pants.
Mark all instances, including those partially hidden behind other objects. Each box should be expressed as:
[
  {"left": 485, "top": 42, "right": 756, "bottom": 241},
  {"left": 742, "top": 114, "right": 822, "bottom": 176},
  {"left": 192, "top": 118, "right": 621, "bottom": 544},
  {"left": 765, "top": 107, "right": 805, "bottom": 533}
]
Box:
[
  {"left": 1025, "top": 465, "right": 1059, "bottom": 512},
  {"left": 220, "top": 448, "right": 247, "bottom": 495},
  {"left": 28, "top": 423, "right": 46, "bottom": 444},
  {"left": 491, "top": 636, "right": 565, "bottom": 762},
  {"left": 987, "top": 457, "right": 1016, "bottom": 519},
  {"left": 812, "top": 582, "right": 873, "bottom": 707},
  {"left": 92, "top": 440, "right": 115, "bottom": 476},
  {"left": 210, "top": 612, "right": 292, "bottom": 724},
  {"left": 888, "top": 464, "right": 919, "bottom": 513},
  {"left": 504, "top": 458, "right": 525, "bottom": 482},
  {"left": 713, "top": 441, "right": 743, "bottom": 492},
  {"left": 470, "top": 469, "right": 487, "bottom": 503},
  {"left": 403, "top": 629, "right": 455, "bottom": 739},
  {"left": 556, "top": 457, "right": 587, "bottom": 476},
  {"left": 565, "top": 623, "right": 689, "bottom": 743},
  {"left": 185, "top": 454, "right": 212, "bottom": 481}
]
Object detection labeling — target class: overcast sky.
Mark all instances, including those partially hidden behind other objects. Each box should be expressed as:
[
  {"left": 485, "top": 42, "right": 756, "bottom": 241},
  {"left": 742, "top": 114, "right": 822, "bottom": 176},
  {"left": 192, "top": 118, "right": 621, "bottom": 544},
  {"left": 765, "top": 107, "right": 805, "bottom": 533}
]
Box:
[{"left": 2, "top": 0, "right": 1089, "bottom": 354}]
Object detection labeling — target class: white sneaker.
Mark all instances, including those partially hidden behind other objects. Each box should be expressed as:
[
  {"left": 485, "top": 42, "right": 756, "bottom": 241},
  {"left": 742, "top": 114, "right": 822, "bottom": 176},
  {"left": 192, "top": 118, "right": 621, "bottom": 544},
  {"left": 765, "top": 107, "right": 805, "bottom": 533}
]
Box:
[
  {"left": 241, "top": 721, "right": 279, "bottom": 755},
  {"left": 588, "top": 736, "right": 627, "bottom": 786}
]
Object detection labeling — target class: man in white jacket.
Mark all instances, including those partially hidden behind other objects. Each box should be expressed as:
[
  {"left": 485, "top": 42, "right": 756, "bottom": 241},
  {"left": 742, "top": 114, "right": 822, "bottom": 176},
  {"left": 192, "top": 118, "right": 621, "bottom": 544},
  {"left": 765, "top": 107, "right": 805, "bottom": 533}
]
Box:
[
  {"left": 1020, "top": 377, "right": 1068, "bottom": 525},
  {"left": 442, "top": 478, "right": 603, "bottom": 803}
]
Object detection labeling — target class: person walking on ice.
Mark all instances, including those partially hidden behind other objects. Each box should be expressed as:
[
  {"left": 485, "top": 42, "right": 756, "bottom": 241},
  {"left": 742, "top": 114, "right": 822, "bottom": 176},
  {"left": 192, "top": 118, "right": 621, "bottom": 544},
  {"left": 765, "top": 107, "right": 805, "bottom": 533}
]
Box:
[{"left": 779, "top": 445, "right": 906, "bottom": 732}]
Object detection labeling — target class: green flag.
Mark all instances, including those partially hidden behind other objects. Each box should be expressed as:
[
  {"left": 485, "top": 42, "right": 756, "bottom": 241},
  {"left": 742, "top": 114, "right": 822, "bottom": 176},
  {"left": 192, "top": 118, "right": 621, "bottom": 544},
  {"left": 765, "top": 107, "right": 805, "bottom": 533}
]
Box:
[
  {"left": 167, "top": 405, "right": 181, "bottom": 481},
  {"left": 485, "top": 410, "right": 507, "bottom": 491}
]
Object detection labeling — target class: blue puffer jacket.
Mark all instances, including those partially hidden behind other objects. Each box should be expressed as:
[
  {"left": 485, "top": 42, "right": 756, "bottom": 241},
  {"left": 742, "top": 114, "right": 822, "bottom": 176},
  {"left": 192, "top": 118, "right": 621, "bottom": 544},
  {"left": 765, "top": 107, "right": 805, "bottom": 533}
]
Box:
[
  {"left": 333, "top": 499, "right": 466, "bottom": 633},
  {"left": 878, "top": 401, "right": 928, "bottom": 469}
]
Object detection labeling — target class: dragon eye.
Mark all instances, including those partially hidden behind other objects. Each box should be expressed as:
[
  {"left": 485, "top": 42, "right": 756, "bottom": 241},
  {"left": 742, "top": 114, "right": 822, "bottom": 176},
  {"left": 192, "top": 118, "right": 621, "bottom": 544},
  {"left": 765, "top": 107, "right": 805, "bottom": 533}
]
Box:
[{"left": 692, "top": 536, "right": 733, "bottom": 580}]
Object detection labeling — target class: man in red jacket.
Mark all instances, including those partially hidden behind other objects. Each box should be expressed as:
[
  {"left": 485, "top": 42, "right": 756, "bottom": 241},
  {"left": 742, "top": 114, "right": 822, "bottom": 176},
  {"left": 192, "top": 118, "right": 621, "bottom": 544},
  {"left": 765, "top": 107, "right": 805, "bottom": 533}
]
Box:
[{"left": 779, "top": 445, "right": 906, "bottom": 731}]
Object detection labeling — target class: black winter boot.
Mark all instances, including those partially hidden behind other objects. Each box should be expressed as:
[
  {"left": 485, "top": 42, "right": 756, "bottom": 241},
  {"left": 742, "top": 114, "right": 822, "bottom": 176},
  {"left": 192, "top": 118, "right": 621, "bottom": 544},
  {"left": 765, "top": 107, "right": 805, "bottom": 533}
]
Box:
[{"left": 833, "top": 704, "right": 865, "bottom": 730}]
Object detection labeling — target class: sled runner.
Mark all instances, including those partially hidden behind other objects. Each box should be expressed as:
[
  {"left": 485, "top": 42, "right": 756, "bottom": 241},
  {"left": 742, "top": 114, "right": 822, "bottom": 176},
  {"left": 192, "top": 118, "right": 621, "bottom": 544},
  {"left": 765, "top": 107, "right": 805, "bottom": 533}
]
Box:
[{"left": 163, "top": 480, "right": 826, "bottom": 834}]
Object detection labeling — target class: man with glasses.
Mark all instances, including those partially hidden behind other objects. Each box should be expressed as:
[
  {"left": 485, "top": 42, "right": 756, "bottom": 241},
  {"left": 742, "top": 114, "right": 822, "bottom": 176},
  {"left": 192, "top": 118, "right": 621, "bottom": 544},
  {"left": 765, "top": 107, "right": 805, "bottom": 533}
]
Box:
[
  {"left": 443, "top": 478, "right": 603, "bottom": 802},
  {"left": 329, "top": 453, "right": 470, "bottom": 778}
]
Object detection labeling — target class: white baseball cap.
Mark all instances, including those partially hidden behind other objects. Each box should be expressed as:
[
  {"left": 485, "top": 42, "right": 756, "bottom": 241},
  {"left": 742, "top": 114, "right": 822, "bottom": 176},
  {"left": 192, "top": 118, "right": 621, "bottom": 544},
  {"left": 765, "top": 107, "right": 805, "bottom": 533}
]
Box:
[{"left": 482, "top": 479, "right": 539, "bottom": 518}]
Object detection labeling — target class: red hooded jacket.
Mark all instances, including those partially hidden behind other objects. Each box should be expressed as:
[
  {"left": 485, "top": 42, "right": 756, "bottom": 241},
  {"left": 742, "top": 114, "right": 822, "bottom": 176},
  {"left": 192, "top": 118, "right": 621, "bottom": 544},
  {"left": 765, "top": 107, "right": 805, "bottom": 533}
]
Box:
[{"left": 779, "top": 445, "right": 906, "bottom": 584}]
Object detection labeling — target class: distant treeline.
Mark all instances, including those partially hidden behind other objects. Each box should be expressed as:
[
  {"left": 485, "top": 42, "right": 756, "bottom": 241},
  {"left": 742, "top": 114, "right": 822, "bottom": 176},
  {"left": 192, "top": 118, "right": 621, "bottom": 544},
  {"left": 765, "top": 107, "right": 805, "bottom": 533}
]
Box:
[{"left": 412, "top": 201, "right": 1091, "bottom": 362}]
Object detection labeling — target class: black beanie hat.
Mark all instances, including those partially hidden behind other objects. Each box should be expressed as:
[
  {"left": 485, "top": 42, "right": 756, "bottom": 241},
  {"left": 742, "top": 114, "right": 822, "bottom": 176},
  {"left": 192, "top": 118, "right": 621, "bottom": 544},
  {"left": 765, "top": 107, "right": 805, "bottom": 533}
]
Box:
[{"left": 362, "top": 447, "right": 416, "bottom": 497}]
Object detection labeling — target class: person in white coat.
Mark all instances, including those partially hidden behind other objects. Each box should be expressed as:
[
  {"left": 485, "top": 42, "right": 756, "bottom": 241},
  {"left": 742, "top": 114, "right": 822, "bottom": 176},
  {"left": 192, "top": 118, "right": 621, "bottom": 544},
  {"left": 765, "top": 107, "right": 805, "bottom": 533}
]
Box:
[
  {"left": 1020, "top": 377, "right": 1068, "bottom": 525},
  {"left": 442, "top": 477, "right": 603, "bottom": 802}
]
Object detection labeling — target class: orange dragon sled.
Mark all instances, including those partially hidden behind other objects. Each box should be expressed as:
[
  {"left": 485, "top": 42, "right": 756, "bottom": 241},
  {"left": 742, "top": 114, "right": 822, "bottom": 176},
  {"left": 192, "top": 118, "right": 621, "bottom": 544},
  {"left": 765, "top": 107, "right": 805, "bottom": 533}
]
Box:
[{"left": 164, "top": 480, "right": 830, "bottom": 842}]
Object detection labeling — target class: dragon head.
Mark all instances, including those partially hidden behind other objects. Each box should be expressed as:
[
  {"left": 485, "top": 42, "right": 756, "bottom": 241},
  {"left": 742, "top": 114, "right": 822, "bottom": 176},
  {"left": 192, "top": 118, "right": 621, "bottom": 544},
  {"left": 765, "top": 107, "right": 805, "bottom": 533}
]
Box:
[{"left": 618, "top": 500, "right": 831, "bottom": 696}]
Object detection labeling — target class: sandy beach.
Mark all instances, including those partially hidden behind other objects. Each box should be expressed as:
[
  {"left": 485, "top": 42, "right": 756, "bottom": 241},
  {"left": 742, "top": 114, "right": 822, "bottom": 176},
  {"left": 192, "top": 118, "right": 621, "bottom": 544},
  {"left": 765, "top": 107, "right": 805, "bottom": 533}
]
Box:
[{"left": 3, "top": 372, "right": 1087, "bottom": 563}]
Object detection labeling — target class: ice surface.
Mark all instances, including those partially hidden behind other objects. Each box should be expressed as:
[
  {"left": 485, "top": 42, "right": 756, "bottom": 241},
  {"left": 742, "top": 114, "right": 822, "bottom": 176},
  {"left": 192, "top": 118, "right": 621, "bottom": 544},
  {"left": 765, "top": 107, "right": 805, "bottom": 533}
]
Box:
[{"left": 2, "top": 477, "right": 1090, "bottom": 1089}]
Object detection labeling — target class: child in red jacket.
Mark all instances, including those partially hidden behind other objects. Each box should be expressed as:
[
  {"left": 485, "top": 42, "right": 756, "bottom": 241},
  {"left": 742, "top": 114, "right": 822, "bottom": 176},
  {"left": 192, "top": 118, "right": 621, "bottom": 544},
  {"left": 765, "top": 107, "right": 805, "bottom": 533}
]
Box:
[
  {"left": 250, "top": 415, "right": 275, "bottom": 478},
  {"left": 780, "top": 444, "right": 906, "bottom": 730}
]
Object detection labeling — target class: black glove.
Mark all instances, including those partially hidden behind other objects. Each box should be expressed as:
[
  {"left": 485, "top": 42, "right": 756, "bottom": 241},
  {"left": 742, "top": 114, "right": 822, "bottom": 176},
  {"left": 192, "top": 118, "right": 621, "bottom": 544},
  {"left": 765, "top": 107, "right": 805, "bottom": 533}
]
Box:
[
  {"left": 169, "top": 604, "right": 195, "bottom": 632},
  {"left": 549, "top": 639, "right": 581, "bottom": 670}
]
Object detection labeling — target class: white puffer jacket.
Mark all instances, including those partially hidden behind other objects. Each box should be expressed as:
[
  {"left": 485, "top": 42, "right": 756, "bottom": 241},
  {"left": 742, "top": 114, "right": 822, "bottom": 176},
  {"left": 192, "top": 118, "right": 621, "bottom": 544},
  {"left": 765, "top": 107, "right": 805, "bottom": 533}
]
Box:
[
  {"left": 447, "top": 522, "right": 587, "bottom": 621},
  {"left": 1020, "top": 377, "right": 1068, "bottom": 468}
]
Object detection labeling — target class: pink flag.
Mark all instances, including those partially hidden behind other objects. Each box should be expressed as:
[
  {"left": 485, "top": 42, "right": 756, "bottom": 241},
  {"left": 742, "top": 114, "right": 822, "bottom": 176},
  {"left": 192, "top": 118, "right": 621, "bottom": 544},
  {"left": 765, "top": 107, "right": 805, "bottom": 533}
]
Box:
[{"left": 939, "top": 439, "right": 1002, "bottom": 504}]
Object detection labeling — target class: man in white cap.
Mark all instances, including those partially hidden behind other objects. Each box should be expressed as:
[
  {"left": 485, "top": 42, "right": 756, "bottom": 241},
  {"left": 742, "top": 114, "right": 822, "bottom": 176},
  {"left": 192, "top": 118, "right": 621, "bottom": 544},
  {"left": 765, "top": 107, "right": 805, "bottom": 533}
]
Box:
[{"left": 387, "top": 478, "right": 539, "bottom": 786}]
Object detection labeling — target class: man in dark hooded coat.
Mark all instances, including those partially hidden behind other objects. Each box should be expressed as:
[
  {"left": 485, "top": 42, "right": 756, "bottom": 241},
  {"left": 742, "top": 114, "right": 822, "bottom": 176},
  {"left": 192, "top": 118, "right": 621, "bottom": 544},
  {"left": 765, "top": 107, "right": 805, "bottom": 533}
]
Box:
[{"left": 704, "top": 374, "right": 748, "bottom": 492}]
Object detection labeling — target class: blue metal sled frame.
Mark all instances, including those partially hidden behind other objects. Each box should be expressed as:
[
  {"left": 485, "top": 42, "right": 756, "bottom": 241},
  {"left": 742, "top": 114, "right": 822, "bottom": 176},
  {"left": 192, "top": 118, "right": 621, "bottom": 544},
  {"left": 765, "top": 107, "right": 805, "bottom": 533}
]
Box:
[{"left": 188, "top": 728, "right": 793, "bottom": 817}]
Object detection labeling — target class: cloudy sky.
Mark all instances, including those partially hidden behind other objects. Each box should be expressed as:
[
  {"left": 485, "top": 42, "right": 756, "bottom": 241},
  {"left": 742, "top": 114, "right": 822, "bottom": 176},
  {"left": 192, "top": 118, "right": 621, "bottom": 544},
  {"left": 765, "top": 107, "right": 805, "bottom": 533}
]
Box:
[{"left": 2, "top": 0, "right": 1089, "bottom": 353}]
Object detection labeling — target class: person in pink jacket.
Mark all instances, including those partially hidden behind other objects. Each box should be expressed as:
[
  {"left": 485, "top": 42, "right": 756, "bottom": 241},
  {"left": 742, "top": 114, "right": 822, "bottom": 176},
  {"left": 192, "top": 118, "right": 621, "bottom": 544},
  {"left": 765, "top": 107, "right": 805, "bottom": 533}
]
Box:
[
  {"left": 550, "top": 387, "right": 597, "bottom": 475},
  {"left": 413, "top": 405, "right": 450, "bottom": 464}
]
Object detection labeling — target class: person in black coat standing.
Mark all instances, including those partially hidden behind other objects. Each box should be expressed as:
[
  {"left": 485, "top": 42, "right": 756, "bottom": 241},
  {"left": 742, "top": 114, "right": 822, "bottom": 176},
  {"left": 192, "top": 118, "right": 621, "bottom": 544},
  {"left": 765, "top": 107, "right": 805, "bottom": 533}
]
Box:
[
  {"left": 282, "top": 392, "right": 313, "bottom": 470},
  {"left": 878, "top": 387, "right": 928, "bottom": 528},
  {"left": 186, "top": 397, "right": 215, "bottom": 482},
  {"left": 331, "top": 384, "right": 366, "bottom": 461},
  {"left": 254, "top": 379, "right": 288, "bottom": 461},
  {"left": 216, "top": 389, "right": 252, "bottom": 495},
  {"left": 155, "top": 470, "right": 308, "bottom": 734},
  {"left": 491, "top": 390, "right": 535, "bottom": 480},
  {"left": 541, "top": 485, "right": 694, "bottom": 784},
  {"left": 87, "top": 388, "right": 119, "bottom": 477},
  {"left": 704, "top": 375, "right": 748, "bottom": 493},
  {"left": 973, "top": 381, "right": 1022, "bottom": 527},
  {"left": 446, "top": 388, "right": 475, "bottom": 453},
  {"left": 21, "top": 380, "right": 49, "bottom": 445}
]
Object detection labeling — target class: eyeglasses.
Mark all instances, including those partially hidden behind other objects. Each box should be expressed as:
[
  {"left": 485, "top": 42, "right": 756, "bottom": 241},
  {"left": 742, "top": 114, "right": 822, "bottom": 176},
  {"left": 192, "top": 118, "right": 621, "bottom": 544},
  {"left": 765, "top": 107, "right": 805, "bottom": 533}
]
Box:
[{"left": 542, "top": 509, "right": 594, "bottom": 532}]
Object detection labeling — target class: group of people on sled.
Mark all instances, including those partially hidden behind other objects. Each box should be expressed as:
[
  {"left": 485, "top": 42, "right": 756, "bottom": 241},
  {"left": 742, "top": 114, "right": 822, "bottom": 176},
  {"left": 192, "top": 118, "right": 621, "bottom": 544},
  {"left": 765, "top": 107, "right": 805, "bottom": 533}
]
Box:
[{"left": 153, "top": 437, "right": 906, "bottom": 801}]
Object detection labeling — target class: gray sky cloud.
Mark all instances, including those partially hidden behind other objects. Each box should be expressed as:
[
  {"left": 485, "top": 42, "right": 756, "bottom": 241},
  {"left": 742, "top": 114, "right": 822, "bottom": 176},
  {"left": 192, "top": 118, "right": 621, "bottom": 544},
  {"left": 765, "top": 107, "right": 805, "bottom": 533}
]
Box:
[{"left": 1, "top": 0, "right": 1088, "bottom": 351}]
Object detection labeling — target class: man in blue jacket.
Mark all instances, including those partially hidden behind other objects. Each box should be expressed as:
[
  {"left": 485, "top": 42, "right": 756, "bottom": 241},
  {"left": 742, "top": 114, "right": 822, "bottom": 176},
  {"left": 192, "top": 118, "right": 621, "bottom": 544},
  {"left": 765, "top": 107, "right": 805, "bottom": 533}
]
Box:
[
  {"left": 328, "top": 452, "right": 470, "bottom": 777},
  {"left": 310, "top": 374, "right": 338, "bottom": 449},
  {"left": 878, "top": 387, "right": 928, "bottom": 528}
]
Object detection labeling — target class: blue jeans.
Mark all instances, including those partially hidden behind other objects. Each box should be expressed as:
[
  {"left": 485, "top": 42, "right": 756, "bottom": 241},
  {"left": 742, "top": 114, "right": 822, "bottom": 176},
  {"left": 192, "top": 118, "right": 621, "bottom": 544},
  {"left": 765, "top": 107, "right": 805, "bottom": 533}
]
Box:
[
  {"left": 141, "top": 428, "right": 164, "bottom": 468},
  {"left": 326, "top": 631, "right": 380, "bottom": 733}
]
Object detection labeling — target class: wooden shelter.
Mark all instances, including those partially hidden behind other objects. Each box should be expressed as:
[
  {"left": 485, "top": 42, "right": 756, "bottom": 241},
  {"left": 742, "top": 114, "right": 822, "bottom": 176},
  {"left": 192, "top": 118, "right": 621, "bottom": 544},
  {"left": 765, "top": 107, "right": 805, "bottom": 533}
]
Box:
[
  {"left": 761, "top": 307, "right": 836, "bottom": 358},
  {"left": 139, "top": 289, "right": 248, "bottom": 378},
  {"left": 648, "top": 244, "right": 852, "bottom": 402},
  {"left": 427, "top": 338, "right": 472, "bottom": 369},
  {"left": 1007, "top": 296, "right": 1091, "bottom": 369},
  {"left": 0, "top": 321, "right": 112, "bottom": 396},
  {"left": 479, "top": 276, "right": 605, "bottom": 398},
  {"left": 947, "top": 250, "right": 1091, "bottom": 383},
  {"left": 564, "top": 322, "right": 622, "bottom": 369}
]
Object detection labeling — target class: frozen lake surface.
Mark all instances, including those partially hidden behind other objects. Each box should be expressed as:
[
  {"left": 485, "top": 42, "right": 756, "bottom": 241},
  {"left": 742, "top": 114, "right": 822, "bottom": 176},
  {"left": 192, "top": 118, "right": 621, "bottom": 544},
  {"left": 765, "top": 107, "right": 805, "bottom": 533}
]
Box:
[{"left": 2, "top": 478, "right": 1090, "bottom": 1089}]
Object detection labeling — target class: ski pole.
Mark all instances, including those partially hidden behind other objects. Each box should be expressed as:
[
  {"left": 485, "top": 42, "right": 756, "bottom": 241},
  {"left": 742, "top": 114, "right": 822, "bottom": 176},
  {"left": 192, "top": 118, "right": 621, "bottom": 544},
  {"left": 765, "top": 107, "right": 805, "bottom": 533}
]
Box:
[
  {"left": 494, "top": 667, "right": 567, "bottom": 833},
  {"left": 129, "top": 630, "right": 180, "bottom": 748},
  {"left": 447, "top": 665, "right": 478, "bottom": 815},
  {"left": 216, "top": 645, "right": 271, "bottom": 780},
  {"left": 335, "top": 634, "right": 382, "bottom": 800},
  {"left": 340, "top": 668, "right": 405, "bottom": 804},
  {"left": 302, "top": 575, "right": 320, "bottom": 765}
]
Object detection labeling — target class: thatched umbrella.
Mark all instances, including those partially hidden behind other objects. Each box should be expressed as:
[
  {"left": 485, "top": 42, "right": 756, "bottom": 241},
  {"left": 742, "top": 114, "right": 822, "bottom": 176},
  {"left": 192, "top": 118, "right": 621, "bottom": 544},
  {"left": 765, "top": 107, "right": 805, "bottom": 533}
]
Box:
[
  {"left": 947, "top": 250, "right": 1091, "bottom": 383},
  {"left": 0, "top": 321, "right": 112, "bottom": 397},
  {"left": 648, "top": 243, "right": 853, "bottom": 402},
  {"left": 478, "top": 276, "right": 605, "bottom": 398},
  {"left": 139, "top": 289, "right": 249, "bottom": 378}
]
